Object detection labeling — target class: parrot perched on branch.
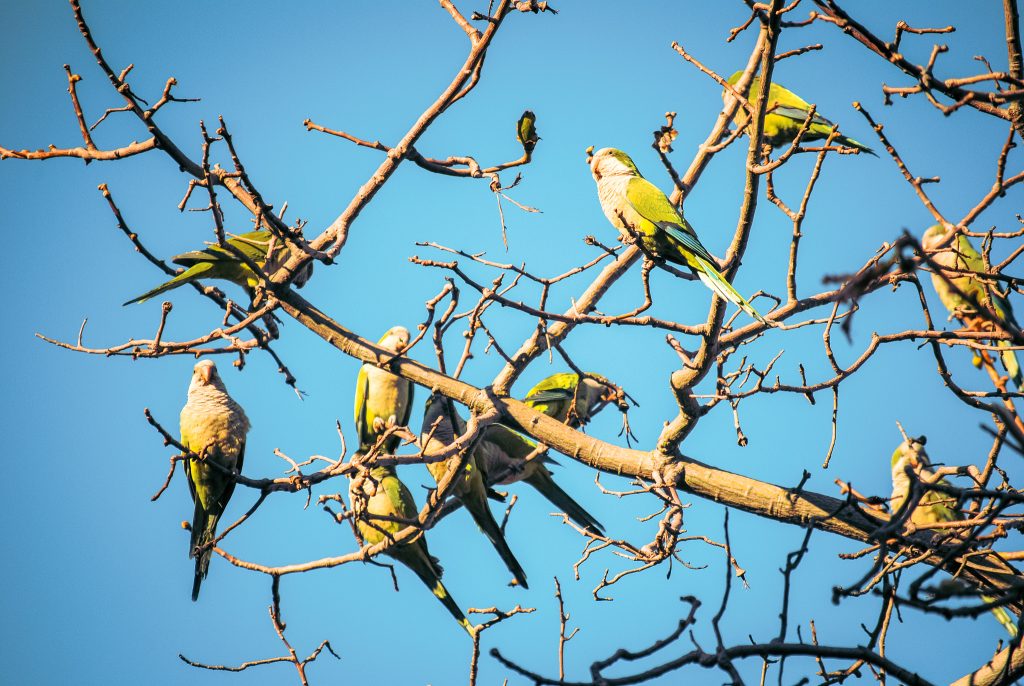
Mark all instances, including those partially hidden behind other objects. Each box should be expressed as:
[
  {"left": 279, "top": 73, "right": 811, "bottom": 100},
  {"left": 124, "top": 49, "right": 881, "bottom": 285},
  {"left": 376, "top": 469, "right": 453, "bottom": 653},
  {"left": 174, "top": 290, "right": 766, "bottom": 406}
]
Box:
[
  {"left": 179, "top": 359, "right": 250, "bottom": 601},
  {"left": 348, "top": 465, "right": 475, "bottom": 637},
  {"left": 354, "top": 326, "right": 415, "bottom": 455},
  {"left": 476, "top": 423, "right": 604, "bottom": 534},
  {"left": 890, "top": 435, "right": 1018, "bottom": 636},
  {"left": 523, "top": 372, "right": 627, "bottom": 428},
  {"left": 348, "top": 327, "right": 474, "bottom": 636},
  {"left": 124, "top": 229, "right": 313, "bottom": 306},
  {"left": 922, "top": 224, "right": 1022, "bottom": 390},
  {"left": 421, "top": 394, "right": 529, "bottom": 588},
  {"left": 589, "top": 147, "right": 770, "bottom": 324},
  {"left": 724, "top": 71, "right": 876, "bottom": 155}
]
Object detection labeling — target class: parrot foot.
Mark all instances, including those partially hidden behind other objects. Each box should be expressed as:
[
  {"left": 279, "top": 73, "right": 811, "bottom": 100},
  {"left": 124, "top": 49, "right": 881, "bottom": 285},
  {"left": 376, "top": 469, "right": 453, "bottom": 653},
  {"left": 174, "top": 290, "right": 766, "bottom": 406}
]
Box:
[
  {"left": 372, "top": 417, "right": 386, "bottom": 433},
  {"left": 386, "top": 415, "right": 397, "bottom": 428}
]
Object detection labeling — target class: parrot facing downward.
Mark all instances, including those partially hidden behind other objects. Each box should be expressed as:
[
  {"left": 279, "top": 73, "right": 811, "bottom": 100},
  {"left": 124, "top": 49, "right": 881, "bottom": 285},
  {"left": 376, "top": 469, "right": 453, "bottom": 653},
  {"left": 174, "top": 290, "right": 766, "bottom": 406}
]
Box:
[
  {"left": 348, "top": 465, "right": 475, "bottom": 637},
  {"left": 354, "top": 326, "right": 415, "bottom": 455},
  {"left": 589, "top": 147, "right": 769, "bottom": 324},
  {"left": 523, "top": 372, "right": 625, "bottom": 428},
  {"left": 179, "top": 359, "right": 250, "bottom": 601},
  {"left": 476, "top": 423, "right": 604, "bottom": 534},
  {"left": 890, "top": 436, "right": 1018, "bottom": 636},
  {"left": 923, "top": 224, "right": 1022, "bottom": 390},
  {"left": 724, "top": 71, "right": 876, "bottom": 155},
  {"left": 124, "top": 229, "right": 313, "bottom": 306},
  {"left": 421, "top": 395, "right": 529, "bottom": 588}
]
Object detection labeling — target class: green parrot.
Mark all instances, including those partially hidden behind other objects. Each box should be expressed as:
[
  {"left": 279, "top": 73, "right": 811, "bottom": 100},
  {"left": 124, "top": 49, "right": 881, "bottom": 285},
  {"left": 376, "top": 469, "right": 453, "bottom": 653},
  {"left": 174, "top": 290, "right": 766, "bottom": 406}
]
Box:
[
  {"left": 123, "top": 229, "right": 313, "bottom": 306},
  {"left": 923, "top": 224, "right": 1022, "bottom": 390},
  {"left": 354, "top": 326, "right": 414, "bottom": 455},
  {"left": 589, "top": 147, "right": 769, "bottom": 324},
  {"left": 523, "top": 372, "right": 626, "bottom": 428},
  {"left": 179, "top": 359, "right": 250, "bottom": 601},
  {"left": 348, "top": 464, "right": 475, "bottom": 637},
  {"left": 421, "top": 394, "right": 529, "bottom": 588},
  {"left": 724, "top": 71, "right": 876, "bottom": 155},
  {"left": 476, "top": 423, "right": 604, "bottom": 534},
  {"left": 890, "top": 436, "right": 1018, "bottom": 636}
]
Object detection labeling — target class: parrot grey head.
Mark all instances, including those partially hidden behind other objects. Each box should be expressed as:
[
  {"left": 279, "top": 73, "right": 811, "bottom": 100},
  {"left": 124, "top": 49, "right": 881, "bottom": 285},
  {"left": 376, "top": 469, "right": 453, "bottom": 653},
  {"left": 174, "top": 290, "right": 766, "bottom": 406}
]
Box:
[
  {"left": 921, "top": 224, "right": 950, "bottom": 252},
  {"left": 590, "top": 147, "right": 640, "bottom": 181},
  {"left": 377, "top": 326, "right": 411, "bottom": 354},
  {"left": 189, "top": 359, "right": 227, "bottom": 393}
]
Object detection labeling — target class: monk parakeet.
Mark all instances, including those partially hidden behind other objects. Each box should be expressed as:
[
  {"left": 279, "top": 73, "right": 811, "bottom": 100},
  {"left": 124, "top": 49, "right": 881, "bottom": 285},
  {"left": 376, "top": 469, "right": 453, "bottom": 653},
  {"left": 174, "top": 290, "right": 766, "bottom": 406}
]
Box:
[
  {"left": 523, "top": 372, "right": 627, "bottom": 428},
  {"left": 124, "top": 229, "right": 313, "bottom": 306},
  {"left": 421, "top": 395, "right": 529, "bottom": 588},
  {"left": 589, "top": 148, "right": 769, "bottom": 324},
  {"left": 354, "top": 326, "right": 414, "bottom": 455},
  {"left": 348, "top": 465, "right": 475, "bottom": 636},
  {"left": 890, "top": 436, "right": 1018, "bottom": 636},
  {"left": 725, "top": 72, "right": 875, "bottom": 155},
  {"left": 476, "top": 423, "right": 604, "bottom": 534},
  {"left": 923, "top": 224, "right": 1022, "bottom": 389},
  {"left": 179, "top": 359, "right": 250, "bottom": 601}
]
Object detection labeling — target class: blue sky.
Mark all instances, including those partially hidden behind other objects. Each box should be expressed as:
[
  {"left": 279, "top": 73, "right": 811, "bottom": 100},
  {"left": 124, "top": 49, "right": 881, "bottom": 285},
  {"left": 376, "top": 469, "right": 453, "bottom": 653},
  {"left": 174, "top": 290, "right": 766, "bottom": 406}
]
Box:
[{"left": 2, "top": 1, "right": 1022, "bottom": 684}]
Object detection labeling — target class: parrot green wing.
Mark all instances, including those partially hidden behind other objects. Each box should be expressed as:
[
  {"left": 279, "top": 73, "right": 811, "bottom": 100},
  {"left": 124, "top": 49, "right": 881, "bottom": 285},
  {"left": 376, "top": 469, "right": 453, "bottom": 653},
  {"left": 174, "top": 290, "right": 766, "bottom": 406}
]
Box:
[
  {"left": 399, "top": 379, "right": 415, "bottom": 431},
  {"left": 354, "top": 365, "right": 370, "bottom": 448},
  {"left": 172, "top": 230, "right": 272, "bottom": 267},
  {"left": 623, "top": 178, "right": 718, "bottom": 266},
  {"left": 525, "top": 373, "right": 579, "bottom": 399}
]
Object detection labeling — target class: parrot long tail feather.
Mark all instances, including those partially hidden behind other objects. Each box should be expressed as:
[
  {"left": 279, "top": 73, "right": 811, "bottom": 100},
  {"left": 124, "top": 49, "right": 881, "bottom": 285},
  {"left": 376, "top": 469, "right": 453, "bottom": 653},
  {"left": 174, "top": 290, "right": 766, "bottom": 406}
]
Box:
[
  {"left": 983, "top": 595, "right": 1020, "bottom": 637},
  {"left": 837, "top": 135, "right": 877, "bottom": 157},
  {"left": 694, "top": 259, "right": 771, "bottom": 326},
  {"left": 464, "top": 495, "right": 529, "bottom": 589},
  {"left": 526, "top": 470, "right": 604, "bottom": 534},
  {"left": 190, "top": 504, "right": 219, "bottom": 602},
  {"left": 401, "top": 548, "right": 476, "bottom": 637},
  {"left": 123, "top": 263, "right": 212, "bottom": 306},
  {"left": 997, "top": 340, "right": 1023, "bottom": 390}
]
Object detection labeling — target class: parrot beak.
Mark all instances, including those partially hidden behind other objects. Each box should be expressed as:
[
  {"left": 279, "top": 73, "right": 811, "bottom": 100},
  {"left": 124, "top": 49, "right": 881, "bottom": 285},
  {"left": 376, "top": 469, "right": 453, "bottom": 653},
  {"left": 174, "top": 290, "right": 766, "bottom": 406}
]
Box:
[
  {"left": 585, "top": 145, "right": 595, "bottom": 165},
  {"left": 394, "top": 339, "right": 408, "bottom": 353},
  {"left": 198, "top": 364, "right": 214, "bottom": 385}
]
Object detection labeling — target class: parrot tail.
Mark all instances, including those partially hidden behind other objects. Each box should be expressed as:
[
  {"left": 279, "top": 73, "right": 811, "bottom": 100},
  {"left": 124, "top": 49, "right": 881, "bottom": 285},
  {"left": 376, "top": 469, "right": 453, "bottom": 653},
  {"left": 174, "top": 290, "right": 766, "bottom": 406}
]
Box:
[
  {"left": 123, "top": 263, "right": 213, "bottom": 306},
  {"left": 402, "top": 547, "right": 476, "bottom": 638},
  {"left": 983, "top": 595, "right": 1020, "bottom": 637},
  {"left": 836, "top": 135, "right": 877, "bottom": 157},
  {"left": 189, "top": 502, "right": 219, "bottom": 602},
  {"left": 694, "top": 258, "right": 772, "bottom": 327},
  {"left": 464, "top": 493, "right": 529, "bottom": 589},
  {"left": 526, "top": 468, "right": 604, "bottom": 534},
  {"left": 997, "top": 340, "right": 1023, "bottom": 391}
]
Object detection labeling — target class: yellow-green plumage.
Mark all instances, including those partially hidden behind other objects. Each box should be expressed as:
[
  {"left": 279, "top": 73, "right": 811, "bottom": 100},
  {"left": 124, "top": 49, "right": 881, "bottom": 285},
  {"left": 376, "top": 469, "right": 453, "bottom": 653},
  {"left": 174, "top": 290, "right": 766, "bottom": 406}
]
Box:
[
  {"left": 523, "top": 372, "right": 618, "bottom": 427},
  {"left": 349, "top": 465, "right": 475, "bottom": 637},
  {"left": 421, "top": 395, "right": 529, "bottom": 588},
  {"left": 890, "top": 437, "right": 1018, "bottom": 636},
  {"left": 179, "top": 360, "right": 250, "bottom": 601},
  {"left": 725, "top": 72, "right": 875, "bottom": 155},
  {"left": 124, "top": 229, "right": 312, "bottom": 306},
  {"left": 354, "top": 327, "right": 414, "bottom": 454},
  {"left": 590, "top": 147, "right": 769, "bottom": 324},
  {"left": 923, "top": 224, "right": 1022, "bottom": 389}
]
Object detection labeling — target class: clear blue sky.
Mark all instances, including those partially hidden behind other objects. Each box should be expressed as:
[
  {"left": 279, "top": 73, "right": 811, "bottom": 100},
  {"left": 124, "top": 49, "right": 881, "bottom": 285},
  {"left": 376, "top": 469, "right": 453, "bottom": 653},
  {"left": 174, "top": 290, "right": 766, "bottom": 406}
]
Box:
[{"left": 1, "top": 1, "right": 1021, "bottom": 684}]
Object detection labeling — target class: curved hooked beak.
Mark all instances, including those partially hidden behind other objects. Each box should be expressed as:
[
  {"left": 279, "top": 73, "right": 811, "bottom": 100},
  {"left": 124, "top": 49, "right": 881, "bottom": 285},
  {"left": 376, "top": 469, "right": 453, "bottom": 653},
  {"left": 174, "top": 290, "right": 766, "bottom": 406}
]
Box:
[
  {"left": 198, "top": 365, "right": 214, "bottom": 385},
  {"left": 394, "top": 339, "right": 409, "bottom": 354}
]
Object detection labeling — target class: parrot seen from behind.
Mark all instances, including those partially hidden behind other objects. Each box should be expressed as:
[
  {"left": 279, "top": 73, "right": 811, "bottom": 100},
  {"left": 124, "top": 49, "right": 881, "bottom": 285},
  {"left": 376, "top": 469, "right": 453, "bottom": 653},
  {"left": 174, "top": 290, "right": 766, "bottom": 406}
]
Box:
[
  {"left": 922, "top": 224, "right": 1022, "bottom": 390},
  {"left": 890, "top": 435, "right": 1018, "bottom": 636},
  {"left": 724, "top": 71, "right": 875, "bottom": 155},
  {"left": 179, "top": 359, "right": 250, "bottom": 601},
  {"left": 589, "top": 147, "right": 769, "bottom": 324},
  {"left": 420, "top": 394, "right": 529, "bottom": 588},
  {"left": 124, "top": 229, "right": 313, "bottom": 306}
]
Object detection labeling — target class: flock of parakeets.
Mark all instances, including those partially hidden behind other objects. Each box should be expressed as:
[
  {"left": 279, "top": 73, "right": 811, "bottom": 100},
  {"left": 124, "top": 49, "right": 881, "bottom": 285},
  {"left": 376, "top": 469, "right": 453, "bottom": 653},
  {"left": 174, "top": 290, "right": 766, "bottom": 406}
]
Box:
[{"left": 127, "top": 74, "right": 1021, "bottom": 635}]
